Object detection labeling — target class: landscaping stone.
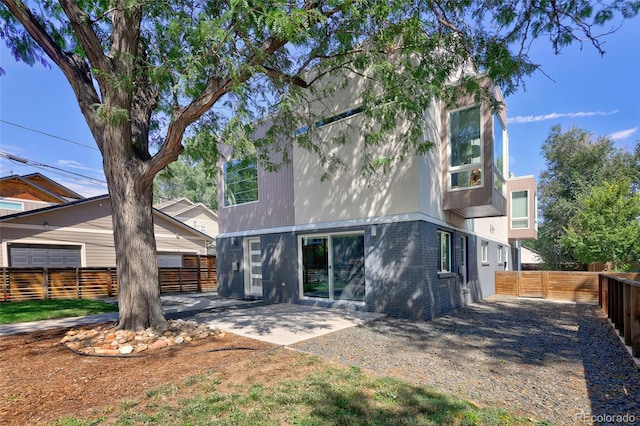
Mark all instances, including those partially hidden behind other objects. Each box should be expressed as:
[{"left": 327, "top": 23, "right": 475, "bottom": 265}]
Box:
[{"left": 61, "top": 319, "right": 219, "bottom": 356}]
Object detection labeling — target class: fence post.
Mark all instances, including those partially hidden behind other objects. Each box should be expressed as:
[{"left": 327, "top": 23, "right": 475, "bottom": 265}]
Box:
[
  {"left": 179, "top": 267, "right": 183, "bottom": 293},
  {"left": 196, "top": 256, "right": 202, "bottom": 292},
  {"left": 43, "top": 267, "right": 49, "bottom": 300},
  {"left": 631, "top": 285, "right": 640, "bottom": 357},
  {"left": 624, "top": 282, "right": 632, "bottom": 344},
  {"left": 1, "top": 268, "right": 5, "bottom": 301},
  {"left": 107, "top": 268, "right": 112, "bottom": 297},
  {"left": 76, "top": 267, "right": 80, "bottom": 299}
]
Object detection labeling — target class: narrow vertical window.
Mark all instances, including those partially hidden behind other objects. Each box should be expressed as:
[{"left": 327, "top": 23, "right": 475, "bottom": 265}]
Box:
[
  {"left": 438, "top": 231, "right": 451, "bottom": 273},
  {"left": 493, "top": 114, "right": 506, "bottom": 193},
  {"left": 481, "top": 241, "right": 489, "bottom": 264}
]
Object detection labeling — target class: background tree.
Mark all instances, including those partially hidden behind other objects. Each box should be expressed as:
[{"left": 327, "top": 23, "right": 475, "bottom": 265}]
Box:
[
  {"left": 530, "top": 125, "right": 640, "bottom": 269},
  {"left": 2, "top": 0, "right": 637, "bottom": 330},
  {"left": 154, "top": 156, "right": 217, "bottom": 211},
  {"left": 562, "top": 179, "right": 640, "bottom": 270}
]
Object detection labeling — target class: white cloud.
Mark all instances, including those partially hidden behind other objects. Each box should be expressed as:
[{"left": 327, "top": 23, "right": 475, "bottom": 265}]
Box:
[
  {"left": 58, "top": 178, "right": 108, "bottom": 197},
  {"left": 508, "top": 110, "right": 620, "bottom": 124},
  {"left": 608, "top": 127, "right": 637, "bottom": 141},
  {"left": 57, "top": 159, "right": 104, "bottom": 175}
]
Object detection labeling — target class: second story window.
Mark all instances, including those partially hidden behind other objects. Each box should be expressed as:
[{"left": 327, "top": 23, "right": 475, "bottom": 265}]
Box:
[
  {"left": 493, "top": 114, "right": 507, "bottom": 194},
  {"left": 511, "top": 190, "right": 529, "bottom": 229},
  {"left": 449, "top": 105, "right": 482, "bottom": 189},
  {"left": 223, "top": 158, "right": 258, "bottom": 207}
]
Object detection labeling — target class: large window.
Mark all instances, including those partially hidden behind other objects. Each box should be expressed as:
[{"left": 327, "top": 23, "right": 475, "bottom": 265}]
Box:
[
  {"left": 223, "top": 158, "right": 258, "bottom": 207},
  {"left": 300, "top": 233, "right": 365, "bottom": 303},
  {"left": 449, "top": 105, "right": 482, "bottom": 189},
  {"left": 511, "top": 190, "right": 529, "bottom": 229},
  {"left": 437, "top": 231, "right": 451, "bottom": 273}
]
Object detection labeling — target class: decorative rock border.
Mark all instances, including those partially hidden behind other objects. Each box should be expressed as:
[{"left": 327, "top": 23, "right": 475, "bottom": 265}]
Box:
[{"left": 61, "top": 319, "right": 224, "bottom": 356}]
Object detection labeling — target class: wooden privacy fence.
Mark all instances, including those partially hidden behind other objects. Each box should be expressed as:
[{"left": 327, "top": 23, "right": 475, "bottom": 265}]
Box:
[
  {"left": 1, "top": 256, "right": 216, "bottom": 302},
  {"left": 599, "top": 273, "right": 640, "bottom": 357},
  {"left": 495, "top": 271, "right": 600, "bottom": 303}
]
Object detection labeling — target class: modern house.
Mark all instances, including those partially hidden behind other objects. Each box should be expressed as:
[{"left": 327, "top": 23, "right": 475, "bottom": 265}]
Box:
[
  {"left": 154, "top": 197, "right": 219, "bottom": 253},
  {"left": 0, "top": 174, "right": 214, "bottom": 268},
  {"left": 215, "top": 76, "right": 537, "bottom": 320}
]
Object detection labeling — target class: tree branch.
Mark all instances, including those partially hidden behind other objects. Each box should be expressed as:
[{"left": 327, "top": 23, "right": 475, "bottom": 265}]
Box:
[
  {"left": 145, "top": 1, "right": 327, "bottom": 180},
  {"left": 58, "top": 0, "right": 113, "bottom": 86}
]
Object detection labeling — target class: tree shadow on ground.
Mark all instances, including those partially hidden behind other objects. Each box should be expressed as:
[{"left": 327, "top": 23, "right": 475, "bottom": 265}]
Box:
[
  {"left": 577, "top": 304, "right": 640, "bottom": 423},
  {"left": 362, "top": 297, "right": 581, "bottom": 369}
]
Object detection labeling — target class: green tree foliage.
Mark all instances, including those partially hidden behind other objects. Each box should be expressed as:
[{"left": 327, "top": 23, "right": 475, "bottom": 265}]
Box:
[
  {"left": 532, "top": 125, "right": 640, "bottom": 269},
  {"left": 154, "top": 158, "right": 218, "bottom": 210},
  {"left": 2, "top": 0, "right": 638, "bottom": 329},
  {"left": 563, "top": 180, "right": 640, "bottom": 269}
]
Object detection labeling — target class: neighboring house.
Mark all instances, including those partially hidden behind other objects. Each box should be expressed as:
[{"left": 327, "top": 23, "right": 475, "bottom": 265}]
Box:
[
  {"left": 0, "top": 192, "right": 213, "bottom": 268},
  {"left": 519, "top": 246, "right": 543, "bottom": 270},
  {"left": 154, "top": 197, "right": 219, "bottom": 239},
  {"left": 215, "top": 76, "right": 538, "bottom": 320},
  {"left": 0, "top": 173, "right": 84, "bottom": 216}
]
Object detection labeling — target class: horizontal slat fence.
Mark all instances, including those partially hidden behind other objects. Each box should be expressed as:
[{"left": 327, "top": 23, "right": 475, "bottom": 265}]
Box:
[
  {"left": 495, "top": 271, "right": 600, "bottom": 303},
  {"left": 599, "top": 273, "right": 640, "bottom": 357},
  {"left": 1, "top": 256, "right": 216, "bottom": 302}
]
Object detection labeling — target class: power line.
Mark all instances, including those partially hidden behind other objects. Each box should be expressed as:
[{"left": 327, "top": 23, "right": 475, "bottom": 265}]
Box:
[
  {"left": 0, "top": 150, "right": 107, "bottom": 187},
  {"left": 0, "top": 119, "right": 99, "bottom": 151}
]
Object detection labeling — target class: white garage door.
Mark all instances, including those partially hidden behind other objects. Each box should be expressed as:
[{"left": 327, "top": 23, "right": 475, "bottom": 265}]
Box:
[{"left": 9, "top": 244, "right": 82, "bottom": 267}]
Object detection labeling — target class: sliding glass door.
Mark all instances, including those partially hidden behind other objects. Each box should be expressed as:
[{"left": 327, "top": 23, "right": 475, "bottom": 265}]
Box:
[{"left": 300, "top": 233, "right": 365, "bottom": 303}]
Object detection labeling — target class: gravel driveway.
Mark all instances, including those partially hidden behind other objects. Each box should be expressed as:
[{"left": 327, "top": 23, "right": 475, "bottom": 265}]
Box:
[{"left": 291, "top": 295, "right": 640, "bottom": 425}]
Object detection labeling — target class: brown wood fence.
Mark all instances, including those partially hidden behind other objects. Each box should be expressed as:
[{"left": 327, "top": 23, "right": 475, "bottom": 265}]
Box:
[
  {"left": 495, "top": 271, "right": 600, "bottom": 303},
  {"left": 1, "top": 255, "right": 216, "bottom": 302},
  {"left": 599, "top": 273, "right": 640, "bottom": 357}
]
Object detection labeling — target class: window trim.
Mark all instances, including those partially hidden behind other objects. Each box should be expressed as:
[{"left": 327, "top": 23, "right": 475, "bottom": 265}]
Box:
[
  {"left": 497, "top": 245, "right": 504, "bottom": 265},
  {"left": 298, "top": 231, "right": 366, "bottom": 304},
  {"left": 481, "top": 241, "right": 489, "bottom": 265},
  {"left": 437, "top": 230, "right": 452, "bottom": 275},
  {"left": 510, "top": 189, "right": 530, "bottom": 229}
]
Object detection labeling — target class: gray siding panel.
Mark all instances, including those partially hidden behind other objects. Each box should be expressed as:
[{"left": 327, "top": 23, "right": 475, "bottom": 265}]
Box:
[
  {"left": 218, "top": 122, "right": 295, "bottom": 234},
  {"left": 218, "top": 162, "right": 294, "bottom": 233}
]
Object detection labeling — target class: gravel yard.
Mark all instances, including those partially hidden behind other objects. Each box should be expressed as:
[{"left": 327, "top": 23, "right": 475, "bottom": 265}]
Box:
[{"left": 292, "top": 295, "right": 640, "bottom": 425}]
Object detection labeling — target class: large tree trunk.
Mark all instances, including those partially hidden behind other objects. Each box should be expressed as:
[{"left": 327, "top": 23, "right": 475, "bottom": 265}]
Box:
[
  {"left": 109, "top": 178, "right": 167, "bottom": 331},
  {"left": 103, "top": 131, "right": 168, "bottom": 332}
]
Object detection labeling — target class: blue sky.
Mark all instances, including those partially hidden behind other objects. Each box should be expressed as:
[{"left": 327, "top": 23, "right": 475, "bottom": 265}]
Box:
[{"left": 0, "top": 16, "right": 638, "bottom": 197}]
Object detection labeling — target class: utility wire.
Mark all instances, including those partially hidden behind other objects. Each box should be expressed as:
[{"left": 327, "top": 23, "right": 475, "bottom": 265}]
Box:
[
  {"left": 0, "top": 119, "right": 99, "bottom": 151},
  {"left": 0, "top": 150, "right": 107, "bottom": 187}
]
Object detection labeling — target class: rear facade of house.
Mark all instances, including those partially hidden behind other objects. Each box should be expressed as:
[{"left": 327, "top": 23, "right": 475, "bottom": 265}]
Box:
[{"left": 215, "top": 77, "right": 537, "bottom": 320}]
